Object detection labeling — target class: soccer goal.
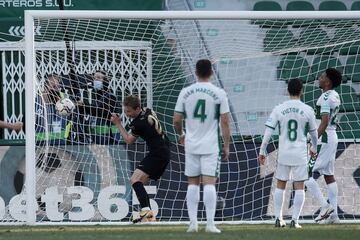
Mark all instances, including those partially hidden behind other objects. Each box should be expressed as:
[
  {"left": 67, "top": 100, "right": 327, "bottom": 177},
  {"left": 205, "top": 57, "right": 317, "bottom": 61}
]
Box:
[{"left": 5, "top": 10, "right": 357, "bottom": 225}]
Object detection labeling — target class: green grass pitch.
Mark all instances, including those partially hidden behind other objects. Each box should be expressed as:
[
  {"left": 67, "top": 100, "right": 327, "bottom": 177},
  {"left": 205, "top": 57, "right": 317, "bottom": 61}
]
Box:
[{"left": 0, "top": 224, "right": 359, "bottom": 240}]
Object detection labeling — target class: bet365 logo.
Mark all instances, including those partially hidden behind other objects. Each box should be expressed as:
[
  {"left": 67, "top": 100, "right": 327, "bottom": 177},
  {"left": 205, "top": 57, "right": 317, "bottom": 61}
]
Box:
[{"left": 1, "top": 185, "right": 158, "bottom": 221}]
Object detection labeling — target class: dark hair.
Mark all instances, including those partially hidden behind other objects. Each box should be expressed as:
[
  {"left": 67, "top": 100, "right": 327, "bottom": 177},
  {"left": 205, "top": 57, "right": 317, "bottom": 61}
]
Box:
[
  {"left": 325, "top": 68, "right": 342, "bottom": 89},
  {"left": 287, "top": 78, "right": 303, "bottom": 96},
  {"left": 123, "top": 95, "right": 141, "bottom": 109},
  {"left": 46, "top": 73, "right": 60, "bottom": 82},
  {"left": 196, "top": 59, "right": 213, "bottom": 79}
]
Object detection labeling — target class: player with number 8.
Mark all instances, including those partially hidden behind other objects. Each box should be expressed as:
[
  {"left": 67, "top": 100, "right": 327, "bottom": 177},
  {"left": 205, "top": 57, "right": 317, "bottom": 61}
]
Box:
[{"left": 258, "top": 78, "right": 318, "bottom": 229}]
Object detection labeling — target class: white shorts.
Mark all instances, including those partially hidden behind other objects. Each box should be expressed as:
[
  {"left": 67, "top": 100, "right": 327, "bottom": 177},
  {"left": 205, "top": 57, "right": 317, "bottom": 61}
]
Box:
[
  {"left": 185, "top": 152, "right": 221, "bottom": 177},
  {"left": 312, "top": 141, "right": 338, "bottom": 176},
  {"left": 275, "top": 163, "right": 308, "bottom": 182}
]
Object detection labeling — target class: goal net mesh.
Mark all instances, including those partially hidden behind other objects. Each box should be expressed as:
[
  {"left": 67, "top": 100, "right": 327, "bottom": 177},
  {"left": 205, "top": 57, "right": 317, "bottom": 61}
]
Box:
[{"left": 4, "top": 14, "right": 359, "bottom": 223}]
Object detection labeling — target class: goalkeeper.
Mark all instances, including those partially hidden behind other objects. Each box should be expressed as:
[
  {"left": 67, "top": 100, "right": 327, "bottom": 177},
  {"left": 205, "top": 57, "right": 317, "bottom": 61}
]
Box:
[{"left": 111, "top": 95, "right": 170, "bottom": 223}]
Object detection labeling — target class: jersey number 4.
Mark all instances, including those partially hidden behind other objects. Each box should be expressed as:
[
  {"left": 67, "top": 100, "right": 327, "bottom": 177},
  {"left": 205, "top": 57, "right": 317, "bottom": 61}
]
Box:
[{"left": 193, "top": 99, "right": 207, "bottom": 122}]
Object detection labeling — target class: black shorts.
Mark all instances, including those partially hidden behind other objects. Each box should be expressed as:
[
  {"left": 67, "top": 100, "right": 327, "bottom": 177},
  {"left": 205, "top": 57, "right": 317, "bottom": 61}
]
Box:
[{"left": 137, "top": 148, "right": 170, "bottom": 181}]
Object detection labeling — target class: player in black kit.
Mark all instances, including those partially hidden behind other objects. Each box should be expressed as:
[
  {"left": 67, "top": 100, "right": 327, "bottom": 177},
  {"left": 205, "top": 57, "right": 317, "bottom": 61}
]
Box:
[{"left": 110, "top": 95, "right": 170, "bottom": 223}]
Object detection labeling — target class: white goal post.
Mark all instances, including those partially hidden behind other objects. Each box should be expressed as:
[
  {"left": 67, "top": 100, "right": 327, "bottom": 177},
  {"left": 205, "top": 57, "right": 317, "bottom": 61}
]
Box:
[{"left": 15, "top": 10, "right": 360, "bottom": 225}]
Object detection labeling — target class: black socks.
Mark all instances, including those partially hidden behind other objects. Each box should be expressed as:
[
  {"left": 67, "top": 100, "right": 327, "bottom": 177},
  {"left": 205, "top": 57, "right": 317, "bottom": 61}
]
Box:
[{"left": 132, "top": 181, "right": 150, "bottom": 209}]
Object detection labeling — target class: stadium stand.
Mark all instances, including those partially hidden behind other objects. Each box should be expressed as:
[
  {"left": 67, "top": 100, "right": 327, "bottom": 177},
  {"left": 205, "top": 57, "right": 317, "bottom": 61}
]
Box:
[
  {"left": 263, "top": 28, "right": 295, "bottom": 52},
  {"left": 319, "top": 1, "right": 348, "bottom": 26},
  {"left": 338, "top": 113, "right": 360, "bottom": 139},
  {"left": 311, "top": 55, "right": 343, "bottom": 80},
  {"left": 253, "top": 1, "right": 282, "bottom": 11},
  {"left": 297, "top": 28, "right": 331, "bottom": 55},
  {"left": 351, "top": 1, "right": 360, "bottom": 10},
  {"left": 302, "top": 84, "right": 322, "bottom": 109},
  {"left": 319, "top": 1, "right": 347, "bottom": 11},
  {"left": 334, "top": 85, "right": 360, "bottom": 112},
  {"left": 333, "top": 28, "right": 360, "bottom": 55},
  {"left": 277, "top": 55, "right": 314, "bottom": 83},
  {"left": 345, "top": 55, "right": 360, "bottom": 82},
  {"left": 253, "top": 1, "right": 283, "bottom": 28},
  {"left": 286, "top": 1, "right": 315, "bottom": 27}
]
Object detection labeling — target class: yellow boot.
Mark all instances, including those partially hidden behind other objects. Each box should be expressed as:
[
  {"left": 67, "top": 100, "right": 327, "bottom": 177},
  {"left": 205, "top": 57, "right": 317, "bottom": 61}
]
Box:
[{"left": 132, "top": 209, "right": 155, "bottom": 223}]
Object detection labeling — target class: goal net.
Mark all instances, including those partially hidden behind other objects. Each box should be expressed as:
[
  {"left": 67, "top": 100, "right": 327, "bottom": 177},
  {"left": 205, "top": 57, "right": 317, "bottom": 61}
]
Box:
[{"left": 3, "top": 10, "right": 359, "bottom": 224}]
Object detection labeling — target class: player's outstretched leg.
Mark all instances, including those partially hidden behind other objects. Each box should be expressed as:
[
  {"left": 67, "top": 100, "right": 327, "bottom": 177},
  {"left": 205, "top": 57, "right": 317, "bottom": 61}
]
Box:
[
  {"left": 130, "top": 169, "right": 155, "bottom": 223},
  {"left": 186, "top": 184, "right": 200, "bottom": 232},
  {"left": 305, "top": 177, "right": 333, "bottom": 222},
  {"left": 327, "top": 180, "right": 338, "bottom": 217},
  {"left": 203, "top": 184, "right": 221, "bottom": 233},
  {"left": 132, "top": 181, "right": 154, "bottom": 223},
  {"left": 319, "top": 214, "right": 340, "bottom": 224},
  {"left": 274, "top": 188, "right": 286, "bottom": 227},
  {"left": 320, "top": 177, "right": 339, "bottom": 224},
  {"left": 315, "top": 204, "right": 334, "bottom": 223}
]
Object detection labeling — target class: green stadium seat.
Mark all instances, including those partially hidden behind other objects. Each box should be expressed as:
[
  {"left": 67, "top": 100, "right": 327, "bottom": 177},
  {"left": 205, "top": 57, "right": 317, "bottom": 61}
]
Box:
[
  {"left": 286, "top": 1, "right": 315, "bottom": 27},
  {"left": 301, "top": 84, "right": 322, "bottom": 109},
  {"left": 338, "top": 43, "right": 360, "bottom": 55},
  {"left": 332, "top": 29, "right": 360, "bottom": 55},
  {"left": 264, "top": 28, "right": 294, "bottom": 52},
  {"left": 286, "top": 1, "right": 314, "bottom": 10},
  {"left": 344, "top": 56, "right": 360, "bottom": 82},
  {"left": 297, "top": 28, "right": 331, "bottom": 54},
  {"left": 319, "top": 1, "right": 347, "bottom": 11},
  {"left": 253, "top": 1, "right": 283, "bottom": 28},
  {"left": 277, "top": 55, "right": 314, "bottom": 83},
  {"left": 334, "top": 85, "right": 360, "bottom": 112},
  {"left": 319, "top": 1, "right": 348, "bottom": 27},
  {"left": 351, "top": 1, "right": 360, "bottom": 10},
  {"left": 337, "top": 113, "right": 360, "bottom": 140},
  {"left": 253, "top": 1, "right": 282, "bottom": 10},
  {"left": 311, "top": 55, "right": 343, "bottom": 80}
]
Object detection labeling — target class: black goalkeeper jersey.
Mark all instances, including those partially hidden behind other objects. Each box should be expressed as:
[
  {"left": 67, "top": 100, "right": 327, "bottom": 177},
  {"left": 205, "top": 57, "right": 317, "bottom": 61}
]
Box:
[{"left": 128, "top": 108, "right": 169, "bottom": 154}]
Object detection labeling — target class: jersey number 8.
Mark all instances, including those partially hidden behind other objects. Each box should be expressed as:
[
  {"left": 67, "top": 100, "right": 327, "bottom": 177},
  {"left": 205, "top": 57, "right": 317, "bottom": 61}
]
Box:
[{"left": 288, "top": 119, "right": 298, "bottom": 141}]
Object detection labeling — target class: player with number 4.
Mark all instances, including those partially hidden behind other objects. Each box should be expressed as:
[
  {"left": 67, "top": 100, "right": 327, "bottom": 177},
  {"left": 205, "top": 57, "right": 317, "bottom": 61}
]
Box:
[{"left": 173, "top": 59, "right": 231, "bottom": 233}]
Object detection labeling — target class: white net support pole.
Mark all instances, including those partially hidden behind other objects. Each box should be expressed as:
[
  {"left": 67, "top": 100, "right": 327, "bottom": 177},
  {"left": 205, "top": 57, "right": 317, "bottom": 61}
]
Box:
[{"left": 25, "top": 10, "right": 37, "bottom": 225}]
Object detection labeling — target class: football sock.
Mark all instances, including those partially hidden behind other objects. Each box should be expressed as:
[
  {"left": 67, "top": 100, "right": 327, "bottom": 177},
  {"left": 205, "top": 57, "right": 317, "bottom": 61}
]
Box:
[
  {"left": 274, "top": 188, "right": 285, "bottom": 220},
  {"left": 292, "top": 190, "right": 305, "bottom": 221},
  {"left": 187, "top": 184, "right": 200, "bottom": 224},
  {"left": 305, "top": 177, "right": 328, "bottom": 209},
  {"left": 132, "top": 182, "right": 150, "bottom": 209},
  {"left": 203, "top": 184, "right": 217, "bottom": 227},
  {"left": 327, "top": 182, "right": 338, "bottom": 216}
]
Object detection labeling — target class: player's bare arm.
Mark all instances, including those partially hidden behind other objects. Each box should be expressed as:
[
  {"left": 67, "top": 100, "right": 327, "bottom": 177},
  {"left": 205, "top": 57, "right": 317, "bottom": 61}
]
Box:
[
  {"left": 258, "top": 126, "right": 274, "bottom": 166},
  {"left": 110, "top": 113, "right": 137, "bottom": 144},
  {"left": 317, "top": 114, "right": 329, "bottom": 138},
  {"left": 220, "top": 112, "right": 230, "bottom": 161},
  {"left": 0, "top": 120, "right": 23, "bottom": 131},
  {"left": 258, "top": 154, "right": 266, "bottom": 165},
  {"left": 173, "top": 112, "right": 185, "bottom": 145}
]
